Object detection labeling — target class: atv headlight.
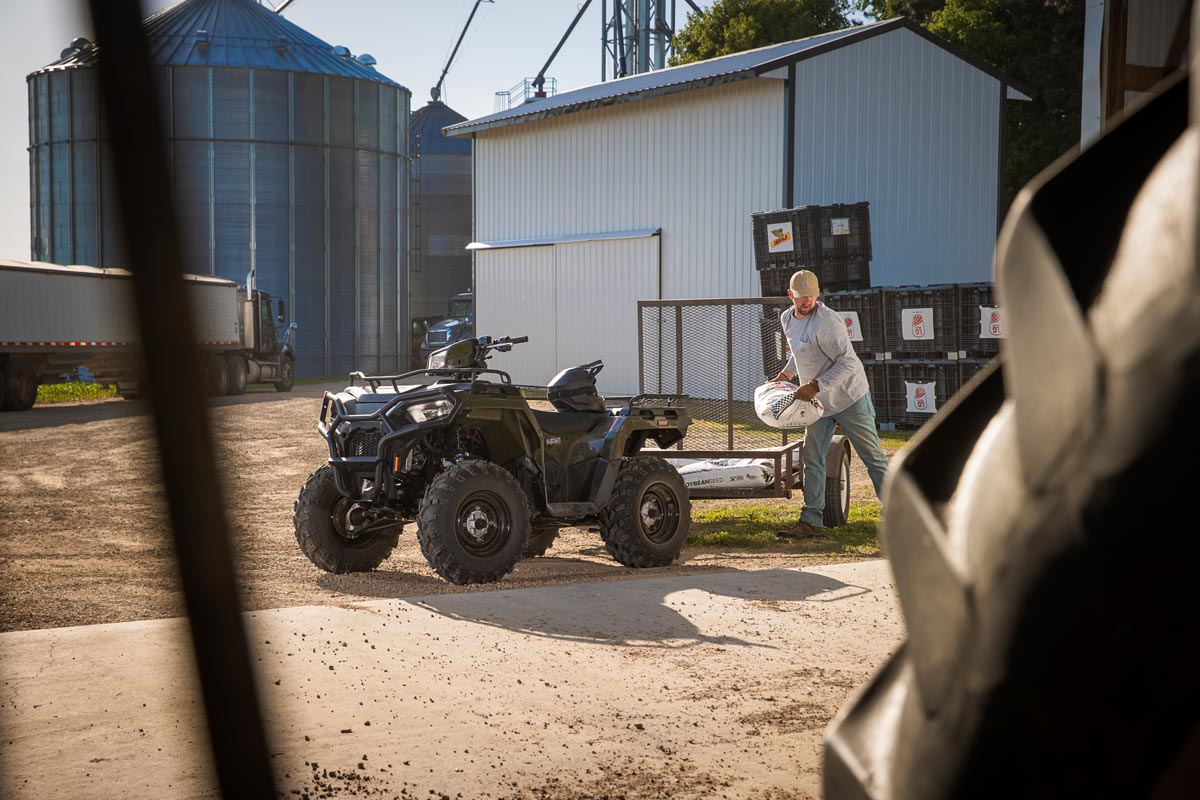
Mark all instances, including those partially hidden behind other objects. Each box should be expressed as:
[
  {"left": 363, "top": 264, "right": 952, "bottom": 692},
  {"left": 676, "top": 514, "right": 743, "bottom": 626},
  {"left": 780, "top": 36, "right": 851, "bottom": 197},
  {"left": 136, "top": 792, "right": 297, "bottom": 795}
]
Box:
[
  {"left": 427, "top": 349, "right": 448, "bottom": 369},
  {"left": 407, "top": 398, "right": 453, "bottom": 423}
]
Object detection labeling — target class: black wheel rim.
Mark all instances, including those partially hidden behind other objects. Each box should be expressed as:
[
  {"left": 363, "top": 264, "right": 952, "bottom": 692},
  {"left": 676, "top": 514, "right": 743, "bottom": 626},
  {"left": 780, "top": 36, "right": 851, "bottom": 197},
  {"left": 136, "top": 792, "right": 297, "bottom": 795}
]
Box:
[
  {"left": 455, "top": 491, "right": 512, "bottom": 556},
  {"left": 638, "top": 483, "right": 681, "bottom": 544}
]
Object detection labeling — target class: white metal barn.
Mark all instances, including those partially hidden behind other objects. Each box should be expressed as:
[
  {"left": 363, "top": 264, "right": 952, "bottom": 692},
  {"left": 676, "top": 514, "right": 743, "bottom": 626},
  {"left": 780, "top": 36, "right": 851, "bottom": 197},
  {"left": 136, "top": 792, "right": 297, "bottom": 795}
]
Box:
[{"left": 446, "top": 17, "right": 1028, "bottom": 394}]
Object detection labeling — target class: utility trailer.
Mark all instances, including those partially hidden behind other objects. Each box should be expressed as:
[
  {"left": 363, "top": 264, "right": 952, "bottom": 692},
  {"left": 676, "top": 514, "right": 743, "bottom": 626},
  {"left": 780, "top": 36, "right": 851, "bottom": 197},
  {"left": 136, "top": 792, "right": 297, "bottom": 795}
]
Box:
[
  {"left": 637, "top": 297, "right": 853, "bottom": 528},
  {"left": 0, "top": 259, "right": 297, "bottom": 410}
]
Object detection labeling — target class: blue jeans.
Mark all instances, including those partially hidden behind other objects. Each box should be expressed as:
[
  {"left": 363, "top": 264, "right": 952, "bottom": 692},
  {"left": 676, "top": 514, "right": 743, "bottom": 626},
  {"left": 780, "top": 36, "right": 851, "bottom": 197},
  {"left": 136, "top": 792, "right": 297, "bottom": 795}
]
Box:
[{"left": 800, "top": 392, "right": 889, "bottom": 526}]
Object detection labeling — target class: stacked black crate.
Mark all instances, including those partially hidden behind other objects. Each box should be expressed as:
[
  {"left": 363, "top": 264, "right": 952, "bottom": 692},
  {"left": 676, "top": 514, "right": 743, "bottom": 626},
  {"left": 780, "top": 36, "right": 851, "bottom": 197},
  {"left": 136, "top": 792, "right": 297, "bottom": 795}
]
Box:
[
  {"left": 957, "top": 282, "right": 1004, "bottom": 386},
  {"left": 824, "top": 288, "right": 886, "bottom": 359},
  {"left": 751, "top": 206, "right": 820, "bottom": 297},
  {"left": 753, "top": 207, "right": 820, "bottom": 380},
  {"left": 813, "top": 202, "right": 872, "bottom": 291},
  {"left": 862, "top": 359, "right": 891, "bottom": 428},
  {"left": 880, "top": 284, "right": 960, "bottom": 428},
  {"left": 882, "top": 360, "right": 963, "bottom": 429}
]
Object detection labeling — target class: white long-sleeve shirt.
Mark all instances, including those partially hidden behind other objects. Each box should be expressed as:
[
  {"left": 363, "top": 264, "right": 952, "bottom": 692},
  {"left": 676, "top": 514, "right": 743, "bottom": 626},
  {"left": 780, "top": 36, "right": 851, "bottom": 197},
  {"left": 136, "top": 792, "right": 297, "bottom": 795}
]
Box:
[{"left": 779, "top": 301, "right": 870, "bottom": 416}]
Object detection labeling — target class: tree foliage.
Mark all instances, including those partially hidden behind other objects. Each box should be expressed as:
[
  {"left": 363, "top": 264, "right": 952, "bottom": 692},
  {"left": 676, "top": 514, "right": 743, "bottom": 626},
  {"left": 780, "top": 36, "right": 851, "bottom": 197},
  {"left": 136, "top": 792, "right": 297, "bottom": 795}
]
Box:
[
  {"left": 925, "top": 0, "right": 1084, "bottom": 209},
  {"left": 670, "top": 0, "right": 853, "bottom": 66}
]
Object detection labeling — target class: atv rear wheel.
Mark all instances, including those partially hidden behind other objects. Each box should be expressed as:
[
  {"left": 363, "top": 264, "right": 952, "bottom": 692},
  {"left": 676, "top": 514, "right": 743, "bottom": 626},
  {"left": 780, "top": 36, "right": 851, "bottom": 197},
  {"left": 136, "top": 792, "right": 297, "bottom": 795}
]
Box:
[
  {"left": 293, "top": 465, "right": 398, "bottom": 573},
  {"left": 600, "top": 456, "right": 691, "bottom": 568},
  {"left": 417, "top": 460, "right": 529, "bottom": 584}
]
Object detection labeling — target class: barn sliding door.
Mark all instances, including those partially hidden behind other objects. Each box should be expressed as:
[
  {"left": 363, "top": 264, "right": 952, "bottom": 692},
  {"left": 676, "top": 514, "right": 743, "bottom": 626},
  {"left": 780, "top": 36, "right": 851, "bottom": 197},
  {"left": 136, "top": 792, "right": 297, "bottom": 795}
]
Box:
[{"left": 473, "top": 233, "right": 659, "bottom": 393}]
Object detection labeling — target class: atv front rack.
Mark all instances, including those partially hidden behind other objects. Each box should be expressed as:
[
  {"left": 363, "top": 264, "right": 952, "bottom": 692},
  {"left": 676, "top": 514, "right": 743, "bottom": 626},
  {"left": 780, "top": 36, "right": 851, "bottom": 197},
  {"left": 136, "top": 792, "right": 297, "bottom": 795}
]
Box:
[{"left": 349, "top": 367, "right": 513, "bottom": 392}]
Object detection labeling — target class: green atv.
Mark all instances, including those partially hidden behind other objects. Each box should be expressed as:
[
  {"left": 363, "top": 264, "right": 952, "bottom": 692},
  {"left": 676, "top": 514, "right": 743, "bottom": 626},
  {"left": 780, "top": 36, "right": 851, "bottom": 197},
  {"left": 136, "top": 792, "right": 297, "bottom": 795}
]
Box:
[{"left": 294, "top": 335, "right": 692, "bottom": 585}]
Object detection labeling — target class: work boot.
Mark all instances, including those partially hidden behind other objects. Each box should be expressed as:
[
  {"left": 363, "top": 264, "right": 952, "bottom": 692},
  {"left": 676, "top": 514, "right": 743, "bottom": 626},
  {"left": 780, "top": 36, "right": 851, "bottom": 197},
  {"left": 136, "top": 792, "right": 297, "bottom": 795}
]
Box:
[{"left": 776, "top": 520, "right": 826, "bottom": 539}]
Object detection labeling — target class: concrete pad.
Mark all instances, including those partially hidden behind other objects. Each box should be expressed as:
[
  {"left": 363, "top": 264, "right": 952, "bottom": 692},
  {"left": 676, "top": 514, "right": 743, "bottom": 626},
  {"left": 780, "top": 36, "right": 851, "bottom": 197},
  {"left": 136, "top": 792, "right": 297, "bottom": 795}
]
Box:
[{"left": 0, "top": 560, "right": 904, "bottom": 799}]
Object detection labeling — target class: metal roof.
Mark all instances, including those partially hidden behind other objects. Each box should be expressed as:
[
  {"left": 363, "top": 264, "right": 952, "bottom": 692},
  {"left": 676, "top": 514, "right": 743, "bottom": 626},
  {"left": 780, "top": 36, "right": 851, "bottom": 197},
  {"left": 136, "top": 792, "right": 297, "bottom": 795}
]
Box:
[
  {"left": 31, "top": 0, "right": 406, "bottom": 90},
  {"left": 446, "top": 17, "right": 1029, "bottom": 137},
  {"left": 411, "top": 101, "right": 472, "bottom": 156}
]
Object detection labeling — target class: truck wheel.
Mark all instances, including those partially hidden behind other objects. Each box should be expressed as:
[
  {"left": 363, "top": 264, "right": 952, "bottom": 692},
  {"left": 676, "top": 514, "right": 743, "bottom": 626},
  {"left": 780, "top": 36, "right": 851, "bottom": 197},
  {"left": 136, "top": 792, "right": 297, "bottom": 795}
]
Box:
[
  {"left": 293, "top": 465, "right": 398, "bottom": 573},
  {"left": 600, "top": 456, "right": 691, "bottom": 568},
  {"left": 2, "top": 359, "right": 39, "bottom": 411},
  {"left": 417, "top": 460, "right": 529, "bottom": 585},
  {"left": 522, "top": 525, "right": 559, "bottom": 558},
  {"left": 274, "top": 356, "right": 295, "bottom": 392},
  {"left": 207, "top": 357, "right": 229, "bottom": 397},
  {"left": 822, "top": 443, "right": 851, "bottom": 529},
  {"left": 225, "top": 356, "right": 247, "bottom": 395}
]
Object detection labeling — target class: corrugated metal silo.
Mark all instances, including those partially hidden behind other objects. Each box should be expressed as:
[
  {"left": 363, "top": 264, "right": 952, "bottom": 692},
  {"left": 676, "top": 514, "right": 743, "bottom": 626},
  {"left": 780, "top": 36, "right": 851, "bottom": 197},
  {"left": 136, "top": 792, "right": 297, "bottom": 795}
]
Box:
[
  {"left": 410, "top": 101, "right": 472, "bottom": 321},
  {"left": 26, "top": 0, "right": 411, "bottom": 377}
]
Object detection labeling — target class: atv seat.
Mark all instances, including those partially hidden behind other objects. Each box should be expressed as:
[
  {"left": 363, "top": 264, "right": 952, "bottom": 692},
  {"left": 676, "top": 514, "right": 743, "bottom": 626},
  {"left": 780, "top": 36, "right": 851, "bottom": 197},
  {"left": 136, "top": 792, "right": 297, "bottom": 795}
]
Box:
[{"left": 531, "top": 409, "right": 612, "bottom": 435}]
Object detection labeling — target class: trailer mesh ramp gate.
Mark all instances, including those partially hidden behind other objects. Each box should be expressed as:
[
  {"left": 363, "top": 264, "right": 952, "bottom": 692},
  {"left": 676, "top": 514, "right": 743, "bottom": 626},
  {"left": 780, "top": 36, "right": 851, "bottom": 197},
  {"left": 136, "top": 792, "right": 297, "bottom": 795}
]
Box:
[{"left": 638, "top": 297, "right": 806, "bottom": 498}]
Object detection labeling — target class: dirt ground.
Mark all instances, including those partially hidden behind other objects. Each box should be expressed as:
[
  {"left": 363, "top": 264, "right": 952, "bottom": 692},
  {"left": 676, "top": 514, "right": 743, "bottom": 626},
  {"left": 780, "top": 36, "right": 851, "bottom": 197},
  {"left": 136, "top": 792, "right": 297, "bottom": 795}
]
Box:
[
  {"left": 0, "top": 385, "right": 893, "bottom": 633},
  {"left": 0, "top": 386, "right": 903, "bottom": 799}
]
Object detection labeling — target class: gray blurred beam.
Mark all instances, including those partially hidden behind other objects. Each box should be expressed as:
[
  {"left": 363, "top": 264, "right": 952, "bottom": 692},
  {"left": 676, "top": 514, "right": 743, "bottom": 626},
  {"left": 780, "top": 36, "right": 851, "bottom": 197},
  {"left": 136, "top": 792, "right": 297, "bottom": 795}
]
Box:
[{"left": 83, "top": 0, "right": 276, "bottom": 796}]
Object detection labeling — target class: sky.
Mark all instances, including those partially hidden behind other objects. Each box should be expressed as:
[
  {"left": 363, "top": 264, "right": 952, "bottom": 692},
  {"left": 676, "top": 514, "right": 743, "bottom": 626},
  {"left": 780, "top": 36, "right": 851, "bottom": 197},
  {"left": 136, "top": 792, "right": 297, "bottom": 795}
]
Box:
[{"left": 0, "top": 0, "right": 717, "bottom": 260}]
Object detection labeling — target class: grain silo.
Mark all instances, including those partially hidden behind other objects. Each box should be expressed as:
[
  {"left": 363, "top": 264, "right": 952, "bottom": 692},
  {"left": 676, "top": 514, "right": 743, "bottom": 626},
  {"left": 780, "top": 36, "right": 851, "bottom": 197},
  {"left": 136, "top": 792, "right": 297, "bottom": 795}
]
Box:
[
  {"left": 409, "top": 100, "right": 472, "bottom": 325},
  {"left": 26, "top": 0, "right": 411, "bottom": 377}
]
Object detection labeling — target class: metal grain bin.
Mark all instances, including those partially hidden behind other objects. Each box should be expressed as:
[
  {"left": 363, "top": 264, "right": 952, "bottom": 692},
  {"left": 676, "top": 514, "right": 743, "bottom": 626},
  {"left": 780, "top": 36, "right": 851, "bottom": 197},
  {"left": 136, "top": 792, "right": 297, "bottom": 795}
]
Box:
[
  {"left": 27, "top": 0, "right": 411, "bottom": 377},
  {"left": 410, "top": 101, "right": 472, "bottom": 323}
]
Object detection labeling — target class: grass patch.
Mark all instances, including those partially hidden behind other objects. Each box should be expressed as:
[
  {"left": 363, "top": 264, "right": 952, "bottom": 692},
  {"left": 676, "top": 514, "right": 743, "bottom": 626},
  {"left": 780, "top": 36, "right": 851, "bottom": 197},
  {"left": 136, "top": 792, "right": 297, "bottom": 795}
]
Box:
[
  {"left": 688, "top": 501, "right": 881, "bottom": 557},
  {"left": 36, "top": 382, "right": 118, "bottom": 404}
]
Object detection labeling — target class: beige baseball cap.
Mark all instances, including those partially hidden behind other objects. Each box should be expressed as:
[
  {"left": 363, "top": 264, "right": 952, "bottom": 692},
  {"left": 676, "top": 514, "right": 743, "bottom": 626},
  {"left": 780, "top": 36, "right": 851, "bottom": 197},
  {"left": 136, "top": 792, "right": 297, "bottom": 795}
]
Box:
[{"left": 789, "top": 269, "right": 819, "bottom": 297}]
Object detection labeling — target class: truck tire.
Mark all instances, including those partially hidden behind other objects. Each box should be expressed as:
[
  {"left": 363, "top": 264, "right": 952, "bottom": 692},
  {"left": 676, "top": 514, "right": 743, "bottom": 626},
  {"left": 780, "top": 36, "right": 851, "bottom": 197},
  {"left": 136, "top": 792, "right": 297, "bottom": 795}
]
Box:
[
  {"left": 2, "top": 359, "right": 39, "bottom": 411},
  {"left": 206, "top": 357, "right": 229, "bottom": 397},
  {"left": 822, "top": 442, "right": 851, "bottom": 529},
  {"left": 416, "top": 460, "right": 529, "bottom": 585},
  {"left": 600, "top": 456, "right": 691, "bottom": 568},
  {"left": 293, "top": 465, "right": 398, "bottom": 573},
  {"left": 274, "top": 356, "right": 295, "bottom": 392},
  {"left": 225, "top": 356, "right": 247, "bottom": 395}
]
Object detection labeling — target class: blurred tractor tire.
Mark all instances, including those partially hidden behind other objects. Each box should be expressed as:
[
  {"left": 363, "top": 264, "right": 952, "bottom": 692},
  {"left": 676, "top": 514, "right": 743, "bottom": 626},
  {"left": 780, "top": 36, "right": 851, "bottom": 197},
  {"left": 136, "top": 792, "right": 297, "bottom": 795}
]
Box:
[{"left": 825, "top": 63, "right": 1200, "bottom": 800}]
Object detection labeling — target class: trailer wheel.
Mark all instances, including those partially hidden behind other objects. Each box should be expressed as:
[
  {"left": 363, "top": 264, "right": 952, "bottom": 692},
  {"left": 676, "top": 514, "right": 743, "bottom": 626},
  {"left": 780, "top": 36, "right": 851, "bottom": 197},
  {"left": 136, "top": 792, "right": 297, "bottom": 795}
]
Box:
[
  {"left": 206, "top": 357, "right": 229, "bottom": 396},
  {"left": 274, "top": 356, "right": 295, "bottom": 392},
  {"left": 2, "top": 359, "right": 39, "bottom": 411},
  {"left": 225, "top": 356, "right": 247, "bottom": 395},
  {"left": 822, "top": 442, "right": 851, "bottom": 529},
  {"left": 600, "top": 456, "right": 691, "bottom": 568},
  {"left": 293, "top": 465, "right": 398, "bottom": 573}
]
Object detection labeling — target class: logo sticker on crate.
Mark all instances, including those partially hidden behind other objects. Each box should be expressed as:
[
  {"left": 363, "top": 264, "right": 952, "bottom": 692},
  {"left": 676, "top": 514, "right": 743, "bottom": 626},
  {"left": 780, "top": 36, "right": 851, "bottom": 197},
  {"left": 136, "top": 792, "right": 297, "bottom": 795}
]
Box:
[
  {"left": 767, "top": 222, "right": 794, "bottom": 253},
  {"left": 901, "top": 307, "right": 935, "bottom": 341},
  {"left": 906, "top": 381, "right": 937, "bottom": 414},
  {"left": 839, "top": 311, "right": 863, "bottom": 342},
  {"left": 830, "top": 217, "right": 851, "bottom": 235},
  {"left": 979, "top": 306, "right": 1005, "bottom": 338}
]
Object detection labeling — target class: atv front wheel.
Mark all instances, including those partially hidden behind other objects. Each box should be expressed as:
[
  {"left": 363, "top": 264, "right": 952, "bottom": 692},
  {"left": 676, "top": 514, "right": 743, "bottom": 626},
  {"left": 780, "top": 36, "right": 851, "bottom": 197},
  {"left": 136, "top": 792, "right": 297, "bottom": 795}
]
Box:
[
  {"left": 417, "top": 460, "right": 529, "bottom": 584},
  {"left": 600, "top": 456, "right": 691, "bottom": 568},
  {"left": 293, "top": 465, "right": 398, "bottom": 573}
]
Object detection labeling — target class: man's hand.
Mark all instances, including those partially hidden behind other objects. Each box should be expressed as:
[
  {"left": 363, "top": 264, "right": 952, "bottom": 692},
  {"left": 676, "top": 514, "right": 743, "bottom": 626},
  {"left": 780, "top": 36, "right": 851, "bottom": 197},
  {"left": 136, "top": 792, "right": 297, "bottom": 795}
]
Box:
[
  {"left": 772, "top": 371, "right": 795, "bottom": 384},
  {"left": 794, "top": 379, "right": 820, "bottom": 402}
]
